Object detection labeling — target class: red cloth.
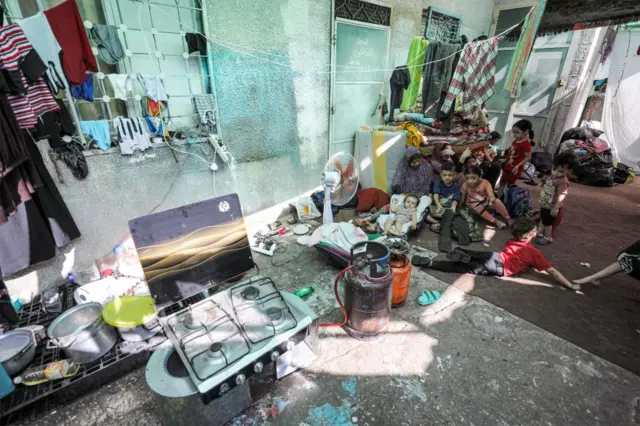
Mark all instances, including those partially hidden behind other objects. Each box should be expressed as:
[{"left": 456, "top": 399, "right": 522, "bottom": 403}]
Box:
[
  {"left": 499, "top": 240, "right": 552, "bottom": 277},
  {"left": 356, "top": 188, "right": 390, "bottom": 212},
  {"left": 503, "top": 139, "right": 532, "bottom": 175},
  {"left": 45, "top": 0, "right": 97, "bottom": 85}
]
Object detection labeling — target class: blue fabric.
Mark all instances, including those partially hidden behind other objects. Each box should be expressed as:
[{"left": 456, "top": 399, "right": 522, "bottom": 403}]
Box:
[
  {"left": 395, "top": 112, "right": 436, "bottom": 126},
  {"left": 144, "top": 117, "right": 164, "bottom": 136},
  {"left": 79, "top": 120, "right": 111, "bottom": 150},
  {"left": 432, "top": 179, "right": 461, "bottom": 207},
  {"left": 71, "top": 74, "right": 94, "bottom": 102}
]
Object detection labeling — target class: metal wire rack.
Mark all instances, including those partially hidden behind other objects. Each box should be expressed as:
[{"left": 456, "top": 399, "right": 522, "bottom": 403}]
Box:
[{"left": 0, "top": 286, "right": 166, "bottom": 425}]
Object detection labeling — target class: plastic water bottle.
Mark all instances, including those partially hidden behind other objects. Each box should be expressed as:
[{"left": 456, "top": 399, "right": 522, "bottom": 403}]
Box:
[{"left": 293, "top": 286, "right": 314, "bottom": 298}]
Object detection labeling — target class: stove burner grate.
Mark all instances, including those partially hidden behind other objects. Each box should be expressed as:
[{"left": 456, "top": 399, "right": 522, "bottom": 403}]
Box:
[
  {"left": 182, "top": 308, "right": 215, "bottom": 330},
  {"left": 263, "top": 307, "right": 285, "bottom": 326}
]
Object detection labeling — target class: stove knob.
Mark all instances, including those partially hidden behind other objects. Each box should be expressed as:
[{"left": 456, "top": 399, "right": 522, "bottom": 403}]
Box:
[
  {"left": 220, "top": 383, "right": 230, "bottom": 395},
  {"left": 254, "top": 362, "right": 264, "bottom": 373},
  {"left": 286, "top": 340, "right": 296, "bottom": 351},
  {"left": 235, "top": 374, "right": 246, "bottom": 385},
  {"left": 271, "top": 351, "right": 280, "bottom": 361}
]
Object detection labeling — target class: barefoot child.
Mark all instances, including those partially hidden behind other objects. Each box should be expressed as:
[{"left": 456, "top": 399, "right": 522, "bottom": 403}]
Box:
[
  {"left": 412, "top": 217, "right": 580, "bottom": 290},
  {"left": 535, "top": 152, "right": 577, "bottom": 245},
  {"left": 461, "top": 165, "right": 511, "bottom": 229},
  {"left": 384, "top": 194, "right": 418, "bottom": 236},
  {"left": 574, "top": 240, "right": 640, "bottom": 285},
  {"left": 502, "top": 119, "right": 533, "bottom": 186},
  {"left": 428, "top": 162, "right": 460, "bottom": 221}
]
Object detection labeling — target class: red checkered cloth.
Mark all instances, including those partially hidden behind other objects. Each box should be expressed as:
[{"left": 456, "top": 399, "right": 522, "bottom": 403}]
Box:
[{"left": 441, "top": 38, "right": 499, "bottom": 120}]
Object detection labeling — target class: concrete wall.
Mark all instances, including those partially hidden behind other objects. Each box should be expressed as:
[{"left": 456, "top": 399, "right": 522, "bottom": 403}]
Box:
[{"left": 6, "top": 0, "right": 495, "bottom": 291}]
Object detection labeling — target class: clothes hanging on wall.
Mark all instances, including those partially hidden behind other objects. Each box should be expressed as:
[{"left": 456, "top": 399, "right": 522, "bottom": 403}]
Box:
[
  {"left": 421, "top": 42, "right": 461, "bottom": 118},
  {"left": 0, "top": 24, "right": 60, "bottom": 129},
  {"left": 388, "top": 66, "right": 410, "bottom": 122},
  {"left": 44, "top": 0, "right": 98, "bottom": 85},
  {"left": 71, "top": 74, "right": 94, "bottom": 102},
  {"left": 90, "top": 25, "right": 125, "bottom": 65},
  {"left": 106, "top": 74, "right": 131, "bottom": 101},
  {"left": 113, "top": 116, "right": 152, "bottom": 155},
  {"left": 137, "top": 74, "right": 168, "bottom": 102},
  {"left": 441, "top": 37, "right": 499, "bottom": 120},
  {"left": 400, "top": 37, "right": 429, "bottom": 111},
  {"left": 504, "top": 0, "right": 546, "bottom": 98},
  {"left": 17, "top": 12, "right": 67, "bottom": 94},
  {"left": 185, "top": 33, "right": 207, "bottom": 56},
  {"left": 193, "top": 94, "right": 216, "bottom": 133},
  {"left": 34, "top": 99, "right": 76, "bottom": 149},
  {"left": 79, "top": 120, "right": 111, "bottom": 150}
]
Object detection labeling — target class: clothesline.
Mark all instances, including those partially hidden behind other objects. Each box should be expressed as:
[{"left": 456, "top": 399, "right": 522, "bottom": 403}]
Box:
[{"left": 144, "top": 1, "right": 524, "bottom": 74}]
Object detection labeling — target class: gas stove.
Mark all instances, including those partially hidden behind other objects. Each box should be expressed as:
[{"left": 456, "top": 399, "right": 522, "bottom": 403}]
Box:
[{"left": 162, "top": 275, "right": 318, "bottom": 401}]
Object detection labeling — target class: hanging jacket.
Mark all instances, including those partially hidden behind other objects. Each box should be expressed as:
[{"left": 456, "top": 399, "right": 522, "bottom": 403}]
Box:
[{"left": 388, "top": 66, "right": 410, "bottom": 122}]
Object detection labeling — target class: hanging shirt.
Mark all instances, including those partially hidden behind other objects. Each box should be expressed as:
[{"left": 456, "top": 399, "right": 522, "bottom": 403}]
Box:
[
  {"left": 0, "top": 24, "right": 60, "bottom": 129},
  {"left": 440, "top": 37, "right": 499, "bottom": 120},
  {"left": 44, "top": 0, "right": 98, "bottom": 85},
  {"left": 18, "top": 12, "right": 67, "bottom": 94}
]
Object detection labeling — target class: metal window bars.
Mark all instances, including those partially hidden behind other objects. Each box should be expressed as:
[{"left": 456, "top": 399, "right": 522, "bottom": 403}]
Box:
[
  {"left": 423, "top": 7, "right": 462, "bottom": 44},
  {"left": 334, "top": 0, "right": 391, "bottom": 27}
]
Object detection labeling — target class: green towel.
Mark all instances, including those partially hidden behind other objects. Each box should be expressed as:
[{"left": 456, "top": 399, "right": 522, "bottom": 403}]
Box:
[
  {"left": 401, "top": 37, "right": 429, "bottom": 110},
  {"left": 504, "top": 0, "right": 547, "bottom": 98}
]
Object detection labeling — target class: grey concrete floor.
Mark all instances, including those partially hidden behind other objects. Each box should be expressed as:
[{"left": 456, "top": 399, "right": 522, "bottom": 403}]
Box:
[{"left": 19, "top": 241, "right": 640, "bottom": 426}]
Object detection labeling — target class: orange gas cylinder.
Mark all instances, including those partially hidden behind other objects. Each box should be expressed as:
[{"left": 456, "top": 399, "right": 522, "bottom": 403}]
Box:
[{"left": 390, "top": 254, "right": 412, "bottom": 307}]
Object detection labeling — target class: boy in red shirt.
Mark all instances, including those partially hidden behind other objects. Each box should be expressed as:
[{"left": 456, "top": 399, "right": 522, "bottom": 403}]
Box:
[
  {"left": 502, "top": 119, "right": 533, "bottom": 186},
  {"left": 412, "top": 217, "right": 580, "bottom": 290}
]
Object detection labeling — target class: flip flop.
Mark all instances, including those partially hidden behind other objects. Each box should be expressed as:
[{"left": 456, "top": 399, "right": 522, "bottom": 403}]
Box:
[
  {"left": 411, "top": 255, "right": 432, "bottom": 267},
  {"left": 534, "top": 236, "right": 552, "bottom": 245},
  {"left": 418, "top": 290, "right": 441, "bottom": 306}
]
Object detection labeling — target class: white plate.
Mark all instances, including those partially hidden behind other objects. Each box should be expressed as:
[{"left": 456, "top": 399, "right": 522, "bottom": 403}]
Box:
[{"left": 293, "top": 224, "right": 310, "bottom": 235}]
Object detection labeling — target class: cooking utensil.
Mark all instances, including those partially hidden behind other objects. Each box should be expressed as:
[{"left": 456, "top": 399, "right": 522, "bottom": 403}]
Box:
[
  {"left": 47, "top": 303, "right": 117, "bottom": 364},
  {"left": 102, "top": 296, "right": 161, "bottom": 342},
  {"left": 0, "top": 330, "right": 36, "bottom": 376}
]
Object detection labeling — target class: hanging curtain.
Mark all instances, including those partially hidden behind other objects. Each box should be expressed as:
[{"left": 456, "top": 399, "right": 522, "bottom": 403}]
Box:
[{"left": 400, "top": 37, "right": 429, "bottom": 111}]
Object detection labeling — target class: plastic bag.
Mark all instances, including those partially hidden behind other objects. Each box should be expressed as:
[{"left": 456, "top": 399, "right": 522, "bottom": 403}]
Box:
[{"left": 295, "top": 195, "right": 322, "bottom": 222}]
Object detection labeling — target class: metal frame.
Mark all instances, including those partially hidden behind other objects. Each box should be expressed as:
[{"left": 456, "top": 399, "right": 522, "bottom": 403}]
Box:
[
  {"left": 329, "top": 13, "right": 391, "bottom": 156},
  {"left": 423, "top": 7, "right": 462, "bottom": 44},
  {"left": 488, "top": 0, "right": 580, "bottom": 148}
]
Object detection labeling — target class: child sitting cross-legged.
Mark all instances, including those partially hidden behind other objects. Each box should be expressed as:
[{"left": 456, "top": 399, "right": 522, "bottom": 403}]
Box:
[
  {"left": 461, "top": 165, "right": 511, "bottom": 229},
  {"left": 534, "top": 152, "right": 577, "bottom": 245},
  {"left": 428, "top": 162, "right": 461, "bottom": 222},
  {"left": 412, "top": 217, "right": 580, "bottom": 291}
]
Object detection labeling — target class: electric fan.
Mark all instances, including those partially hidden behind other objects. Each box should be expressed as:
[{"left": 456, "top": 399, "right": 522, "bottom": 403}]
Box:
[{"left": 321, "top": 152, "right": 359, "bottom": 224}]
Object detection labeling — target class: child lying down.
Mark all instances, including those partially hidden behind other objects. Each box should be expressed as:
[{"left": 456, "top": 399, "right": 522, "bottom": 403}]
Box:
[
  {"left": 411, "top": 217, "right": 580, "bottom": 291},
  {"left": 383, "top": 194, "right": 419, "bottom": 236}
]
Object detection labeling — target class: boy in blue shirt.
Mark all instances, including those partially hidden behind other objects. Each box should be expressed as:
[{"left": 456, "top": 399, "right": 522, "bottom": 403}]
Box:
[{"left": 428, "top": 162, "right": 462, "bottom": 252}]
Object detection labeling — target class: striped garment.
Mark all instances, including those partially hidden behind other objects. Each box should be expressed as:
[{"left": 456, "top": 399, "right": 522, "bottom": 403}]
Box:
[
  {"left": 440, "top": 37, "right": 499, "bottom": 120},
  {"left": 0, "top": 24, "right": 59, "bottom": 129}
]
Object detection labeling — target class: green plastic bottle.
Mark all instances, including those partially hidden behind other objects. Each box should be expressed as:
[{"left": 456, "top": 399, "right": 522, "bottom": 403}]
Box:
[{"left": 293, "top": 286, "right": 314, "bottom": 298}]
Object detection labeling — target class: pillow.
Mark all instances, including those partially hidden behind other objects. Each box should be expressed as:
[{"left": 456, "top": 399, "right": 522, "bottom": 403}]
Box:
[{"left": 356, "top": 188, "right": 390, "bottom": 212}]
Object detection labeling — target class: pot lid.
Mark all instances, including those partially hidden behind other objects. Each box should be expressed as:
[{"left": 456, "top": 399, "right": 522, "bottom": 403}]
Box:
[
  {"left": 102, "top": 296, "right": 156, "bottom": 328},
  {"left": 0, "top": 330, "right": 32, "bottom": 363}
]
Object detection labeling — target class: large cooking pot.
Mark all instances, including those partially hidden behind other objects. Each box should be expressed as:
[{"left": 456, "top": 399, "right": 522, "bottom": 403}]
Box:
[
  {"left": 0, "top": 330, "right": 35, "bottom": 376},
  {"left": 47, "top": 302, "right": 117, "bottom": 364}
]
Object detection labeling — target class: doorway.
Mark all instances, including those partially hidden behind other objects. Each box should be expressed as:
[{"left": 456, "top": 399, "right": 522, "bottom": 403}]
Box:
[
  {"left": 487, "top": 3, "right": 574, "bottom": 149},
  {"left": 330, "top": 18, "right": 390, "bottom": 155}
]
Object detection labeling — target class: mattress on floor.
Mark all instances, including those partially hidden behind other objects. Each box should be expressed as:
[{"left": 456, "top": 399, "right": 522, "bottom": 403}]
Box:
[{"left": 355, "top": 128, "right": 407, "bottom": 195}]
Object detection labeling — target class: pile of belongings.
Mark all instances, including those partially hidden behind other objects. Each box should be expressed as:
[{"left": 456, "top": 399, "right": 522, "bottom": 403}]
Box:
[{"left": 556, "top": 126, "right": 618, "bottom": 187}]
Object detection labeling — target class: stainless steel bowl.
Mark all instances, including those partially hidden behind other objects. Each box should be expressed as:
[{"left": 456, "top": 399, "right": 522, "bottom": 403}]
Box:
[{"left": 0, "top": 330, "right": 36, "bottom": 376}]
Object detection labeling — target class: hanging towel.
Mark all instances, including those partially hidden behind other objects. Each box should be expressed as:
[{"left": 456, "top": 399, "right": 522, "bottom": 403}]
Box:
[
  {"left": 137, "top": 74, "right": 168, "bottom": 102},
  {"left": 421, "top": 42, "right": 460, "bottom": 118},
  {"left": 106, "top": 74, "right": 131, "bottom": 101},
  {"left": 90, "top": 25, "right": 125, "bottom": 65},
  {"left": 441, "top": 38, "right": 499, "bottom": 120},
  {"left": 504, "top": 0, "right": 547, "bottom": 98},
  {"left": 401, "top": 37, "right": 429, "bottom": 111},
  {"left": 79, "top": 120, "right": 111, "bottom": 150},
  {"left": 71, "top": 74, "right": 94, "bottom": 102},
  {"left": 44, "top": 0, "right": 98, "bottom": 85},
  {"left": 17, "top": 12, "right": 67, "bottom": 93},
  {"left": 388, "top": 66, "right": 410, "bottom": 122},
  {"left": 185, "top": 33, "right": 207, "bottom": 56}
]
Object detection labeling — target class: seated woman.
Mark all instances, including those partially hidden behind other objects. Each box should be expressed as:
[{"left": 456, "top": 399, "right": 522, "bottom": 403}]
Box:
[
  {"left": 461, "top": 165, "right": 511, "bottom": 229},
  {"left": 391, "top": 146, "right": 433, "bottom": 197}
]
